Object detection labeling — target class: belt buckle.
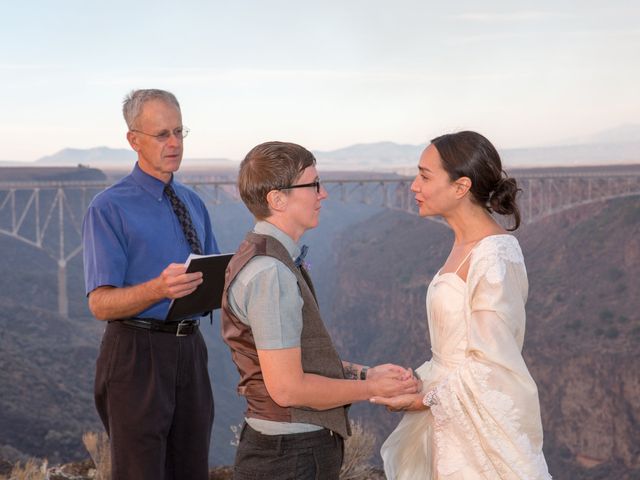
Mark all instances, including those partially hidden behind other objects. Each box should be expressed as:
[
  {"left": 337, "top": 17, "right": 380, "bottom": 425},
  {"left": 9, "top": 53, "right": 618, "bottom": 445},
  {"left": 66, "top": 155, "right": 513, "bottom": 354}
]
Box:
[{"left": 176, "top": 319, "right": 190, "bottom": 337}]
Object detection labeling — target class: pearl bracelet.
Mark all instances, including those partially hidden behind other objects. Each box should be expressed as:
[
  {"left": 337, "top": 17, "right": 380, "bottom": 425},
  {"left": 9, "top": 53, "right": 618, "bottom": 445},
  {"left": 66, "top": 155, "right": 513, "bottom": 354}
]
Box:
[{"left": 422, "top": 389, "right": 439, "bottom": 408}]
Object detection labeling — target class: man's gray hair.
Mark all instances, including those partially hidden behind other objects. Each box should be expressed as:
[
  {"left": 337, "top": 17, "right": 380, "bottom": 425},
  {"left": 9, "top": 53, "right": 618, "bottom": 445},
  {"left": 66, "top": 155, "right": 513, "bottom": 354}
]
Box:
[{"left": 122, "top": 89, "right": 180, "bottom": 129}]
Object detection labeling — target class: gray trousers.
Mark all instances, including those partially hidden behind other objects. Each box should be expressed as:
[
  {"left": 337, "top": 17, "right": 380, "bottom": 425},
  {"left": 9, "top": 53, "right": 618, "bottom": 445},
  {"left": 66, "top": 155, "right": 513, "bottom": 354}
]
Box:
[
  {"left": 233, "top": 423, "right": 344, "bottom": 480},
  {"left": 95, "top": 321, "right": 214, "bottom": 480}
]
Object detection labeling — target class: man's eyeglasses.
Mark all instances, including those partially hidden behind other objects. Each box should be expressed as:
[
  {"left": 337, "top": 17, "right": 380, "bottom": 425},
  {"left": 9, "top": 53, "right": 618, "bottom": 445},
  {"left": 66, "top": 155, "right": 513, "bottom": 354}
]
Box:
[
  {"left": 278, "top": 180, "right": 321, "bottom": 194},
  {"left": 130, "top": 127, "right": 190, "bottom": 142}
]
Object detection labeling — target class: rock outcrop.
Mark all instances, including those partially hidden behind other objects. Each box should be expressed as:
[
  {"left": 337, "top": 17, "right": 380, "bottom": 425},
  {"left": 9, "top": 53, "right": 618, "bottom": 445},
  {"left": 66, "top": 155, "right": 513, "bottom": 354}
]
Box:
[{"left": 329, "top": 196, "right": 640, "bottom": 479}]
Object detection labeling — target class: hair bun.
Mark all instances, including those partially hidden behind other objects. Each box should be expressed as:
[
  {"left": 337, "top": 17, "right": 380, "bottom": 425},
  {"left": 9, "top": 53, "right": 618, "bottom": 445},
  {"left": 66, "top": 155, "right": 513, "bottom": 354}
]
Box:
[{"left": 489, "top": 177, "right": 519, "bottom": 216}]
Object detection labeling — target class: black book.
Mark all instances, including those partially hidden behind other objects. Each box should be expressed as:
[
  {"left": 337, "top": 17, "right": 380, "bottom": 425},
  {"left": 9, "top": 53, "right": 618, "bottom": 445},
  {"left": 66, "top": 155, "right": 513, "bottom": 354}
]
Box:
[{"left": 165, "top": 252, "right": 234, "bottom": 322}]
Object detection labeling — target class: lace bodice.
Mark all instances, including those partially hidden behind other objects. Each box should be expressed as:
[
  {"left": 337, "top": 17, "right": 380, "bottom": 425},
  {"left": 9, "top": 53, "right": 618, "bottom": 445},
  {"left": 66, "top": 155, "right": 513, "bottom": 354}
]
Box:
[
  {"left": 427, "top": 235, "right": 528, "bottom": 366},
  {"left": 427, "top": 271, "right": 467, "bottom": 368}
]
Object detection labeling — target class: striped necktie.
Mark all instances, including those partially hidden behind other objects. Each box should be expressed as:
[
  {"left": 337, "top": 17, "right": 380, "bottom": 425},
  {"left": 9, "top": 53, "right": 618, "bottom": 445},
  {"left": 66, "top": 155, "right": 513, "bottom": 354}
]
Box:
[{"left": 164, "top": 184, "right": 203, "bottom": 255}]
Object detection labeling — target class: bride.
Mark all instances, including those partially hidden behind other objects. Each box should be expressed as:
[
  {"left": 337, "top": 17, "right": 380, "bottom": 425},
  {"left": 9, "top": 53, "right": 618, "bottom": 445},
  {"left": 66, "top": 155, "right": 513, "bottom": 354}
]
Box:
[{"left": 371, "top": 131, "right": 551, "bottom": 479}]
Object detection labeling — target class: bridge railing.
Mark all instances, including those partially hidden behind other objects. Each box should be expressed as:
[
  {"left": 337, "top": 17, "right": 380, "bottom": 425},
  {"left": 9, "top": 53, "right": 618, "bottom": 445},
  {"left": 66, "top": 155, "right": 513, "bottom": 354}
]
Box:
[{"left": 518, "top": 174, "right": 640, "bottom": 223}]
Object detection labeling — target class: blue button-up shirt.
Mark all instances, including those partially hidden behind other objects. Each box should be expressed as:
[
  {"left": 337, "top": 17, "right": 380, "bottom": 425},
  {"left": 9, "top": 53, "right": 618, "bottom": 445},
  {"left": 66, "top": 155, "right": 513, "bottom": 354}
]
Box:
[{"left": 82, "top": 163, "right": 219, "bottom": 319}]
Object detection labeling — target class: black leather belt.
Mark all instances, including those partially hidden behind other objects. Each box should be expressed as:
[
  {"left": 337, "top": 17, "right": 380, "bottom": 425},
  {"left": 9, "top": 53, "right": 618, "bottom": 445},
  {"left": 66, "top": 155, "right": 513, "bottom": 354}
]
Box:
[{"left": 118, "top": 318, "right": 199, "bottom": 336}]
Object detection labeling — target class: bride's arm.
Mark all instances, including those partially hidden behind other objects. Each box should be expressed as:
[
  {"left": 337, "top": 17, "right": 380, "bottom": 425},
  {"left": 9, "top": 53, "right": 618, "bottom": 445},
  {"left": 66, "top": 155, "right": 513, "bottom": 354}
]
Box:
[{"left": 370, "top": 392, "right": 428, "bottom": 411}]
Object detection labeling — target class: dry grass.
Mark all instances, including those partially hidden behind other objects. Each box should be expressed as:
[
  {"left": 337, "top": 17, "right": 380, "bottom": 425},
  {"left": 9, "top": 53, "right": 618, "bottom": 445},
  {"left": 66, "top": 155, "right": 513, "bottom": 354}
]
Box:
[
  {"left": 82, "top": 431, "right": 111, "bottom": 480},
  {"left": 229, "top": 423, "right": 243, "bottom": 447},
  {"left": 2, "top": 459, "right": 48, "bottom": 480},
  {"left": 209, "top": 465, "right": 234, "bottom": 479},
  {"left": 340, "top": 421, "right": 377, "bottom": 480},
  {"left": 0, "top": 423, "right": 381, "bottom": 480}
]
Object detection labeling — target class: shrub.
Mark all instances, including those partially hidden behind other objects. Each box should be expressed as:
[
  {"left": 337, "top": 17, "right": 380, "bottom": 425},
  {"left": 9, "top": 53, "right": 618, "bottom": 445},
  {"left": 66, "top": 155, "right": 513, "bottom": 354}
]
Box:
[
  {"left": 7, "top": 459, "right": 47, "bottom": 480},
  {"left": 605, "top": 327, "right": 619, "bottom": 339},
  {"left": 615, "top": 283, "right": 627, "bottom": 293},
  {"left": 83, "top": 431, "right": 111, "bottom": 480},
  {"left": 565, "top": 319, "right": 582, "bottom": 330},
  {"left": 607, "top": 267, "right": 624, "bottom": 281},
  {"left": 340, "top": 421, "right": 376, "bottom": 480},
  {"left": 599, "top": 309, "right": 614, "bottom": 322},
  {"left": 229, "top": 423, "right": 243, "bottom": 447}
]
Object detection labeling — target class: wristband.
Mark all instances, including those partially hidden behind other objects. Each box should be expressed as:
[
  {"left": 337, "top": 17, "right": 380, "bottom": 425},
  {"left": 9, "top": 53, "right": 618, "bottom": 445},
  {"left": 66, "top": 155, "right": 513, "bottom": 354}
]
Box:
[
  {"left": 422, "top": 389, "right": 439, "bottom": 408},
  {"left": 359, "top": 366, "right": 369, "bottom": 380}
]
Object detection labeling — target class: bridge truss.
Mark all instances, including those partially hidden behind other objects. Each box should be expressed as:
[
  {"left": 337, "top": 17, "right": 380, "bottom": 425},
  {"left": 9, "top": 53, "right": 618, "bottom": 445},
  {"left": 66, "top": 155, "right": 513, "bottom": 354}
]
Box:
[{"left": 1, "top": 168, "right": 638, "bottom": 317}]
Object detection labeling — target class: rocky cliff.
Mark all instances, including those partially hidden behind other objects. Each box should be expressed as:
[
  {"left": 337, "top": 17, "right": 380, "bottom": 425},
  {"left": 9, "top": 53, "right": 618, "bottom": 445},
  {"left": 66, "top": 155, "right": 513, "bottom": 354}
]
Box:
[
  {"left": 329, "top": 195, "right": 640, "bottom": 479},
  {"left": 1, "top": 167, "right": 638, "bottom": 477}
]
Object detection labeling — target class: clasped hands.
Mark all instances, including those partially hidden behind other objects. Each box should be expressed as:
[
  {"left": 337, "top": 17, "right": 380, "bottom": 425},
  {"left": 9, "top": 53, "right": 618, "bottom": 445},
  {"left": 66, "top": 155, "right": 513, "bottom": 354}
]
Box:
[{"left": 368, "top": 364, "right": 427, "bottom": 412}]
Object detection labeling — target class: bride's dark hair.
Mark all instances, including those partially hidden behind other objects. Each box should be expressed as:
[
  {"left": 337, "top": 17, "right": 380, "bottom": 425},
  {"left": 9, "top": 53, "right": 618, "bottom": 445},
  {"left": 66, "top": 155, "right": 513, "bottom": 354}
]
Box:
[{"left": 431, "top": 131, "right": 521, "bottom": 231}]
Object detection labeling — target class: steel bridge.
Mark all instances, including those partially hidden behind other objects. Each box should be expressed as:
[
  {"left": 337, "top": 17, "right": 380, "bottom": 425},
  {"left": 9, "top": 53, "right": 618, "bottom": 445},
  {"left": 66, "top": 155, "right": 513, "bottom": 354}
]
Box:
[{"left": 1, "top": 168, "right": 639, "bottom": 317}]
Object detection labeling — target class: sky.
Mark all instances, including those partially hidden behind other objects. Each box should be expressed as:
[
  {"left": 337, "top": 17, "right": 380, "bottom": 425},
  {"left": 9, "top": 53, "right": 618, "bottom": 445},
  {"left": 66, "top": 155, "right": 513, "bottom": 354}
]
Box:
[{"left": 1, "top": 0, "right": 639, "bottom": 162}]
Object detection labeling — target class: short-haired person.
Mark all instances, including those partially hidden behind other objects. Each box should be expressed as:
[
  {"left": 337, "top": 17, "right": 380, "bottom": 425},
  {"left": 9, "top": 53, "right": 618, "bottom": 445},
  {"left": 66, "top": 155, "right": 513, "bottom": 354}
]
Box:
[
  {"left": 82, "top": 89, "right": 218, "bottom": 479},
  {"left": 221, "top": 141, "right": 419, "bottom": 479}
]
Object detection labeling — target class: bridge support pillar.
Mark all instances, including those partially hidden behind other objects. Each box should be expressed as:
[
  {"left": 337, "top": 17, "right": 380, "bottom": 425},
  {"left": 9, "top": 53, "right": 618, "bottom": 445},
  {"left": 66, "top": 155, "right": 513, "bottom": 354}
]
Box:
[{"left": 58, "top": 259, "right": 68, "bottom": 318}]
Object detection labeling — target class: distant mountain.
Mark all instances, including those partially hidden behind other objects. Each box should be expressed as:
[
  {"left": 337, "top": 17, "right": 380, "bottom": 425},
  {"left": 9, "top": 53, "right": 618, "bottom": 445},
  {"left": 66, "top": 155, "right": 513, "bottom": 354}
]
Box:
[
  {"left": 179, "top": 157, "right": 236, "bottom": 168},
  {"left": 559, "top": 124, "right": 640, "bottom": 145},
  {"left": 36, "top": 147, "right": 136, "bottom": 165},
  {"left": 32, "top": 147, "right": 233, "bottom": 169},
  {"left": 314, "top": 141, "right": 425, "bottom": 170},
  {"left": 501, "top": 142, "right": 640, "bottom": 168},
  {"left": 0, "top": 161, "right": 27, "bottom": 167},
  {"left": 9, "top": 127, "right": 640, "bottom": 172},
  {"left": 0, "top": 166, "right": 106, "bottom": 183},
  {"left": 314, "top": 132, "right": 640, "bottom": 170},
  {"left": 501, "top": 125, "right": 640, "bottom": 167}
]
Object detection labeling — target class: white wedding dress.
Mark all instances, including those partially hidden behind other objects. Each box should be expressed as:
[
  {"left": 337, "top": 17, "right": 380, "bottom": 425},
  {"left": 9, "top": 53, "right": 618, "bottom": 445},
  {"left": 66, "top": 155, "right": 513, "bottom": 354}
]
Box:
[{"left": 381, "top": 235, "right": 551, "bottom": 479}]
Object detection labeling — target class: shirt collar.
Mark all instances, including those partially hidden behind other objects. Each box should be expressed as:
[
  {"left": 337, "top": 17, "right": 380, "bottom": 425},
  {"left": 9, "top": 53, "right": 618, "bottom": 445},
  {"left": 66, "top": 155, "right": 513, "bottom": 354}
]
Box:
[
  {"left": 131, "top": 162, "right": 173, "bottom": 200},
  {"left": 254, "top": 221, "right": 300, "bottom": 261}
]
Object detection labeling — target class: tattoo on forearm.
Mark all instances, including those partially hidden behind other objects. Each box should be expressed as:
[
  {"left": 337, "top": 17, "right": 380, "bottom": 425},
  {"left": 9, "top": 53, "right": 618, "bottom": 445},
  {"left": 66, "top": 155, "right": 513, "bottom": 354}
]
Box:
[{"left": 343, "top": 362, "right": 359, "bottom": 380}]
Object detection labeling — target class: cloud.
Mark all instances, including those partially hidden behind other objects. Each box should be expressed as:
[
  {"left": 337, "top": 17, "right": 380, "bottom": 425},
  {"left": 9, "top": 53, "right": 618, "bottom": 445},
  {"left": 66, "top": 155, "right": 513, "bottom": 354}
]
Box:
[
  {"left": 563, "top": 28, "right": 640, "bottom": 38},
  {"left": 0, "top": 63, "right": 59, "bottom": 71},
  {"left": 89, "top": 67, "right": 357, "bottom": 85},
  {"left": 87, "top": 67, "right": 531, "bottom": 89},
  {"left": 448, "top": 26, "right": 640, "bottom": 46},
  {"left": 454, "top": 11, "right": 565, "bottom": 22}
]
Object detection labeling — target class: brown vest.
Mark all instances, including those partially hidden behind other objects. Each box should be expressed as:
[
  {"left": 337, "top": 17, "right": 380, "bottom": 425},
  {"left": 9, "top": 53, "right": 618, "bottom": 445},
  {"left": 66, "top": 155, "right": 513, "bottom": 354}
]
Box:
[{"left": 221, "top": 232, "right": 351, "bottom": 438}]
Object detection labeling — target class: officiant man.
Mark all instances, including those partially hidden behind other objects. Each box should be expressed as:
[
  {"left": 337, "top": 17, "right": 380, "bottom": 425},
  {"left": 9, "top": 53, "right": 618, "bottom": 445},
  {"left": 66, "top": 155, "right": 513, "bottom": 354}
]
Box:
[
  {"left": 221, "top": 141, "right": 419, "bottom": 479},
  {"left": 82, "top": 89, "right": 219, "bottom": 479}
]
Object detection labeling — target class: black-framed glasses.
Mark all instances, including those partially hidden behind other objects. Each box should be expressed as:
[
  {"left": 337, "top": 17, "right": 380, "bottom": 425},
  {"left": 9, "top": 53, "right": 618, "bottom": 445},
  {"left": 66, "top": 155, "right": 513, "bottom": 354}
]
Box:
[
  {"left": 130, "top": 126, "right": 190, "bottom": 142},
  {"left": 278, "top": 180, "right": 321, "bottom": 194}
]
